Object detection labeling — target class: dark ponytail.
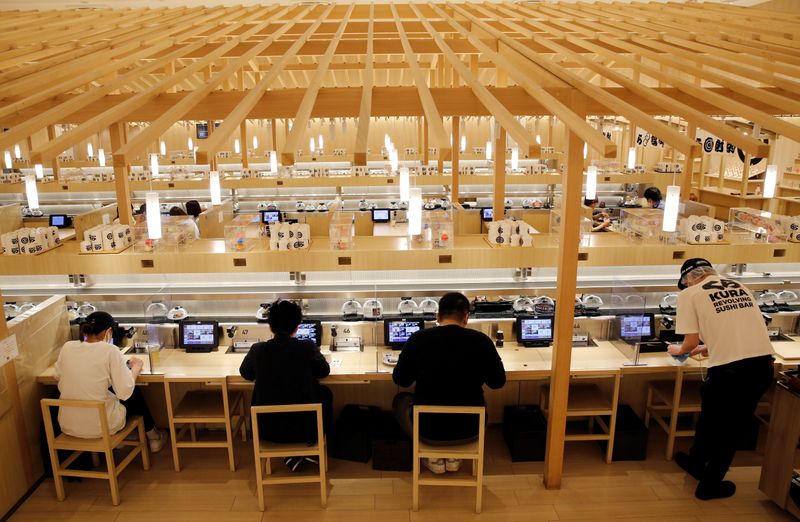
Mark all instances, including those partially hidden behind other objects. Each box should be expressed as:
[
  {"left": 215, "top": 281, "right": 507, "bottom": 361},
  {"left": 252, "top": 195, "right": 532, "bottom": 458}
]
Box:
[{"left": 80, "top": 311, "right": 116, "bottom": 340}]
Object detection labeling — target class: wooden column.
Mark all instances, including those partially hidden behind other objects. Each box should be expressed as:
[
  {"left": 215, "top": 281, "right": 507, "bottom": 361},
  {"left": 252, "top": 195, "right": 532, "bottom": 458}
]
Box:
[
  {"left": 493, "top": 127, "right": 507, "bottom": 220},
  {"left": 109, "top": 121, "right": 132, "bottom": 225},
  {"left": 240, "top": 121, "right": 249, "bottom": 168},
  {"left": 46, "top": 125, "right": 60, "bottom": 179},
  {"left": 437, "top": 118, "right": 445, "bottom": 175},
  {"left": 682, "top": 124, "right": 697, "bottom": 197},
  {"left": 452, "top": 116, "right": 460, "bottom": 202},
  {"left": 0, "top": 290, "right": 35, "bottom": 495},
  {"left": 544, "top": 97, "right": 584, "bottom": 490},
  {"left": 270, "top": 119, "right": 277, "bottom": 151},
  {"left": 717, "top": 154, "right": 726, "bottom": 189},
  {"left": 422, "top": 117, "right": 429, "bottom": 166}
]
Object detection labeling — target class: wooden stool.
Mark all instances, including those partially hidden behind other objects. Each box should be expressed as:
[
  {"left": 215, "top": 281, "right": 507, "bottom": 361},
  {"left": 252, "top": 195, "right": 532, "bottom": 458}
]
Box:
[
  {"left": 41, "top": 398, "right": 150, "bottom": 506},
  {"left": 540, "top": 375, "right": 621, "bottom": 463},
  {"left": 251, "top": 404, "right": 327, "bottom": 511},
  {"left": 164, "top": 376, "right": 247, "bottom": 471},
  {"left": 412, "top": 405, "right": 485, "bottom": 513},
  {"left": 645, "top": 374, "right": 702, "bottom": 459}
]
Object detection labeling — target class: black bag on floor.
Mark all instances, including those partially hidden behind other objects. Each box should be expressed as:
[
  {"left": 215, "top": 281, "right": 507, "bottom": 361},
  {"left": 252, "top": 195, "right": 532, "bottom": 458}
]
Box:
[
  {"left": 503, "top": 405, "right": 547, "bottom": 462},
  {"left": 329, "top": 404, "right": 380, "bottom": 463},
  {"left": 372, "top": 410, "right": 412, "bottom": 471}
]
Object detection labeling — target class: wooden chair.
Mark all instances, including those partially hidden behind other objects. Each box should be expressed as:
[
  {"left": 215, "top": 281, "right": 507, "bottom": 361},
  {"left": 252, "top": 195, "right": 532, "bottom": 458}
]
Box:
[
  {"left": 412, "top": 405, "right": 485, "bottom": 513},
  {"left": 164, "top": 376, "right": 247, "bottom": 472},
  {"left": 645, "top": 372, "right": 702, "bottom": 459},
  {"left": 540, "top": 374, "right": 621, "bottom": 464},
  {"left": 40, "top": 398, "right": 150, "bottom": 506},
  {"left": 250, "top": 404, "right": 327, "bottom": 511}
]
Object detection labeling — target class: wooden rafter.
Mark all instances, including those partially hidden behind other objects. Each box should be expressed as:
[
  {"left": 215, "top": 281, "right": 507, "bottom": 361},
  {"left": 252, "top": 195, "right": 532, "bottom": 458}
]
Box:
[{"left": 353, "top": 3, "right": 374, "bottom": 167}]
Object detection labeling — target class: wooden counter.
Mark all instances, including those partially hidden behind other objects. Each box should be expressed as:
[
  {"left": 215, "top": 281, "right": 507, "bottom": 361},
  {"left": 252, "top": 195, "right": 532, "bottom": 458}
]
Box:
[{"left": 3, "top": 233, "right": 798, "bottom": 275}]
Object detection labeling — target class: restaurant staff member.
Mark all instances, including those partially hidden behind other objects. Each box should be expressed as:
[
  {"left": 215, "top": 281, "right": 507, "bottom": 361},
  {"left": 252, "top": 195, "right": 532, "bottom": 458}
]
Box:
[
  {"left": 392, "top": 292, "right": 506, "bottom": 474},
  {"left": 668, "top": 258, "right": 774, "bottom": 500}
]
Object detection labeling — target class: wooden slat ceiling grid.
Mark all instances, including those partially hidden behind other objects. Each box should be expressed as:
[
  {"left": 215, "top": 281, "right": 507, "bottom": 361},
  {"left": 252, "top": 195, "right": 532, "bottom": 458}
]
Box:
[{"left": 0, "top": 2, "right": 796, "bottom": 167}]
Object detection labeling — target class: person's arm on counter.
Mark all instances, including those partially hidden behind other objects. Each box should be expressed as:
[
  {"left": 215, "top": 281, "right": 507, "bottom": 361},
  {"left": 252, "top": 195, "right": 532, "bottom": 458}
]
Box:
[
  {"left": 668, "top": 333, "right": 703, "bottom": 356},
  {"left": 482, "top": 336, "right": 506, "bottom": 389},
  {"left": 392, "top": 334, "right": 421, "bottom": 387},
  {"left": 239, "top": 344, "right": 258, "bottom": 381},
  {"left": 310, "top": 345, "right": 330, "bottom": 379},
  {"left": 669, "top": 290, "right": 705, "bottom": 357}
]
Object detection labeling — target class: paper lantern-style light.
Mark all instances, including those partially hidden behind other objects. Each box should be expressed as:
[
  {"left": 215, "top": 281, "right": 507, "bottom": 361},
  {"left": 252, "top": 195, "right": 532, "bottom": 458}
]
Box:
[
  {"left": 582, "top": 142, "right": 588, "bottom": 160},
  {"left": 98, "top": 149, "right": 106, "bottom": 167},
  {"left": 150, "top": 153, "right": 159, "bottom": 177},
  {"left": 585, "top": 165, "right": 598, "bottom": 200},
  {"left": 627, "top": 147, "right": 636, "bottom": 170},
  {"left": 384, "top": 133, "right": 392, "bottom": 152},
  {"left": 3, "top": 151, "right": 11, "bottom": 169},
  {"left": 252, "top": 136, "right": 258, "bottom": 150},
  {"left": 309, "top": 137, "right": 315, "bottom": 153},
  {"left": 318, "top": 135, "right": 324, "bottom": 152},
  {"left": 408, "top": 188, "right": 422, "bottom": 236},
  {"left": 159, "top": 140, "right": 166, "bottom": 156},
  {"left": 25, "top": 174, "right": 39, "bottom": 210},
  {"left": 234, "top": 138, "right": 241, "bottom": 155},
  {"left": 511, "top": 147, "right": 519, "bottom": 170},
  {"left": 763, "top": 164, "right": 778, "bottom": 199},
  {"left": 187, "top": 137, "right": 194, "bottom": 151},
  {"left": 87, "top": 143, "right": 94, "bottom": 159},
  {"left": 13, "top": 144, "right": 21, "bottom": 159},
  {"left": 460, "top": 135, "right": 466, "bottom": 153},
  {"left": 662, "top": 185, "right": 681, "bottom": 233},
  {"left": 270, "top": 151, "right": 278, "bottom": 173},
  {"left": 209, "top": 170, "right": 221, "bottom": 205},
  {"left": 145, "top": 192, "right": 162, "bottom": 240},
  {"left": 535, "top": 135, "right": 541, "bottom": 145},
  {"left": 399, "top": 167, "right": 410, "bottom": 202},
  {"left": 485, "top": 141, "right": 492, "bottom": 161},
  {"left": 34, "top": 163, "right": 44, "bottom": 180}
]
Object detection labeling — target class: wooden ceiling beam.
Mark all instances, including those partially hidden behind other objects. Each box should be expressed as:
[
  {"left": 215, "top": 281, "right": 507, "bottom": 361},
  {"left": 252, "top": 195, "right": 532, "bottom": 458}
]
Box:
[
  {"left": 496, "top": 3, "right": 769, "bottom": 158},
  {"left": 391, "top": 3, "right": 450, "bottom": 161},
  {"left": 193, "top": 4, "right": 328, "bottom": 164},
  {"left": 410, "top": 3, "right": 534, "bottom": 155},
  {"left": 353, "top": 4, "right": 374, "bottom": 167},
  {"left": 29, "top": 6, "right": 281, "bottom": 164},
  {"left": 282, "top": 5, "right": 353, "bottom": 165}
]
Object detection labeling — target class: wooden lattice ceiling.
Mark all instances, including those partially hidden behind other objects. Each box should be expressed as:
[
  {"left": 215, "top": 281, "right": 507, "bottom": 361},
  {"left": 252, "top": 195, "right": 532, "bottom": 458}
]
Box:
[{"left": 0, "top": 1, "right": 798, "bottom": 167}]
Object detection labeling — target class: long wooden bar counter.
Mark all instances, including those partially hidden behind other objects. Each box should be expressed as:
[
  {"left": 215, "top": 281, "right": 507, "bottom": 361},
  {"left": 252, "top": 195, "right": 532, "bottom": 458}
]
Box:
[{"left": 4, "top": 233, "right": 800, "bottom": 275}]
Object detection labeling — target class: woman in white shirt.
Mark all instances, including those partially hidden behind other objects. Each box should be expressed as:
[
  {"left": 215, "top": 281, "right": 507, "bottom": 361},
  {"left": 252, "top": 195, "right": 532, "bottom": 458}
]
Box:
[{"left": 55, "top": 311, "right": 167, "bottom": 453}]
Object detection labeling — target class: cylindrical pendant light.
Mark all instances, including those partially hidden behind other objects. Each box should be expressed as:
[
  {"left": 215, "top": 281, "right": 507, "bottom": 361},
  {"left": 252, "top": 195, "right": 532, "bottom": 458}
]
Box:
[
  {"left": 87, "top": 143, "right": 93, "bottom": 158},
  {"left": 150, "top": 153, "right": 159, "bottom": 177},
  {"left": 98, "top": 149, "right": 106, "bottom": 167},
  {"left": 511, "top": 147, "right": 519, "bottom": 170},
  {"left": 270, "top": 151, "right": 278, "bottom": 173},
  {"left": 34, "top": 163, "right": 44, "bottom": 180},
  {"left": 187, "top": 137, "right": 194, "bottom": 151},
  {"left": 763, "top": 164, "right": 777, "bottom": 198},
  {"left": 309, "top": 137, "right": 315, "bottom": 153},
  {"left": 582, "top": 142, "right": 588, "bottom": 160},
  {"left": 318, "top": 135, "right": 324, "bottom": 152},
  {"left": 485, "top": 141, "right": 492, "bottom": 161},
  {"left": 662, "top": 185, "right": 681, "bottom": 232},
  {"left": 3, "top": 151, "right": 11, "bottom": 169},
  {"left": 252, "top": 136, "right": 258, "bottom": 150},
  {"left": 535, "top": 135, "right": 541, "bottom": 145},
  {"left": 145, "top": 192, "right": 162, "bottom": 240},
  {"left": 384, "top": 133, "right": 392, "bottom": 152},
  {"left": 585, "top": 165, "right": 598, "bottom": 200},
  {"left": 460, "top": 135, "right": 466, "bottom": 153},
  {"left": 408, "top": 188, "right": 422, "bottom": 236},
  {"left": 25, "top": 174, "right": 39, "bottom": 210},
  {"left": 209, "top": 170, "right": 221, "bottom": 205},
  {"left": 399, "top": 167, "right": 410, "bottom": 202},
  {"left": 627, "top": 147, "right": 636, "bottom": 170},
  {"left": 13, "top": 144, "right": 21, "bottom": 159},
  {"left": 234, "top": 139, "right": 241, "bottom": 155},
  {"left": 159, "top": 140, "right": 166, "bottom": 156}
]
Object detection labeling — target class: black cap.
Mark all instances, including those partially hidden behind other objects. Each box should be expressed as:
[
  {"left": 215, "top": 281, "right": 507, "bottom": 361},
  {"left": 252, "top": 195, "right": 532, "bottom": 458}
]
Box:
[
  {"left": 84, "top": 311, "right": 115, "bottom": 332},
  {"left": 678, "top": 258, "right": 713, "bottom": 290}
]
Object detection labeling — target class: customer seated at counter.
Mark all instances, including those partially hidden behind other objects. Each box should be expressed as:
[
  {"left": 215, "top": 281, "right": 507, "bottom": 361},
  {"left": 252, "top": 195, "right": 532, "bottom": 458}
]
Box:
[
  {"left": 584, "top": 198, "right": 611, "bottom": 232},
  {"left": 392, "top": 292, "right": 506, "bottom": 474},
  {"left": 54, "top": 311, "right": 168, "bottom": 453},
  {"left": 644, "top": 187, "right": 665, "bottom": 209},
  {"left": 240, "top": 300, "right": 332, "bottom": 471}
]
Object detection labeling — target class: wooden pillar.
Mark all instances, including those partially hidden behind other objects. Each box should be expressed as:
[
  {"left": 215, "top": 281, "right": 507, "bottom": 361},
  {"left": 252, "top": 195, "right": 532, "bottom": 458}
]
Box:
[
  {"left": 543, "top": 96, "right": 584, "bottom": 490},
  {"left": 717, "top": 155, "right": 725, "bottom": 189},
  {"left": 492, "top": 127, "right": 507, "bottom": 220},
  {"left": 46, "top": 125, "right": 60, "bottom": 179},
  {"left": 740, "top": 153, "right": 750, "bottom": 196},
  {"left": 422, "top": 117, "right": 429, "bottom": 166},
  {"left": 240, "top": 121, "right": 249, "bottom": 168},
  {"left": 270, "top": 118, "right": 277, "bottom": 151},
  {"left": 437, "top": 118, "right": 445, "bottom": 175},
  {"left": 109, "top": 122, "right": 132, "bottom": 225},
  {"left": 0, "top": 290, "right": 35, "bottom": 492},
  {"left": 452, "top": 116, "right": 460, "bottom": 203},
  {"left": 682, "top": 124, "right": 697, "bottom": 198}
]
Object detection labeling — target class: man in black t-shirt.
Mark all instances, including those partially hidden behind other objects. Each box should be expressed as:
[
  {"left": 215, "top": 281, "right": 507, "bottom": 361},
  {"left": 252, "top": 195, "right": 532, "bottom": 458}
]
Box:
[
  {"left": 240, "top": 300, "right": 332, "bottom": 470},
  {"left": 392, "top": 292, "right": 506, "bottom": 474}
]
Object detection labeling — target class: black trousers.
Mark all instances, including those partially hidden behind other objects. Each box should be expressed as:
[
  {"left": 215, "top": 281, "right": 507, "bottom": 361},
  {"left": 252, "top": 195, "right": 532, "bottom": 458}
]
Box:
[
  {"left": 690, "top": 354, "right": 774, "bottom": 483},
  {"left": 120, "top": 387, "right": 156, "bottom": 432},
  {"left": 258, "top": 384, "right": 333, "bottom": 443}
]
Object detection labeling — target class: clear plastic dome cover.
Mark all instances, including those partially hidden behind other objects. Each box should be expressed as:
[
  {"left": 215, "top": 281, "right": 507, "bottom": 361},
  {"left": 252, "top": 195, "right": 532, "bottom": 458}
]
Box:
[
  {"left": 398, "top": 298, "right": 419, "bottom": 315},
  {"left": 420, "top": 298, "right": 438, "bottom": 315},
  {"left": 513, "top": 297, "right": 534, "bottom": 312},
  {"left": 342, "top": 299, "right": 363, "bottom": 317}
]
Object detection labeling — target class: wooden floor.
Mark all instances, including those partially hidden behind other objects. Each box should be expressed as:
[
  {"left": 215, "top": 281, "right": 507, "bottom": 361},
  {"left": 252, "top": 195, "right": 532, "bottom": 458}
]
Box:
[{"left": 9, "top": 426, "right": 797, "bottom": 522}]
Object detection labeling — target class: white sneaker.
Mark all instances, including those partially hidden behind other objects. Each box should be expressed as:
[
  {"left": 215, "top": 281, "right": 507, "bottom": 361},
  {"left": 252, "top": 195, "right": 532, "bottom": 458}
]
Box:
[
  {"left": 445, "top": 458, "right": 461, "bottom": 472},
  {"left": 424, "top": 458, "right": 446, "bottom": 474},
  {"left": 146, "top": 428, "right": 168, "bottom": 453}
]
